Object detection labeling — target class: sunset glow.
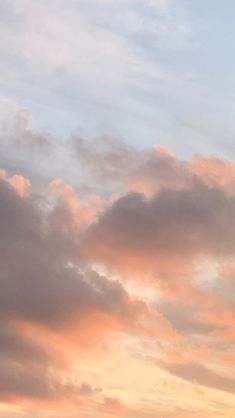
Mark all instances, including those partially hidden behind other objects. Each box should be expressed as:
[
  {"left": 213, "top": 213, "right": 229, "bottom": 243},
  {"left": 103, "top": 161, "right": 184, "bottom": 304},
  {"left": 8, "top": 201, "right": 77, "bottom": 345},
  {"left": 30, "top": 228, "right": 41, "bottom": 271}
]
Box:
[{"left": 1, "top": 1, "right": 235, "bottom": 417}]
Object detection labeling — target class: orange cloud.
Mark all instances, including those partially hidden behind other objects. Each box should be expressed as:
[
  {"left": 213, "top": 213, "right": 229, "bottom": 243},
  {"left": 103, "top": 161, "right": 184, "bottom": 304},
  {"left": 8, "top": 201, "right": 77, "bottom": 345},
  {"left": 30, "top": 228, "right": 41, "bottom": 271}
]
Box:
[
  {"left": 0, "top": 170, "right": 30, "bottom": 196},
  {"left": 2, "top": 142, "right": 235, "bottom": 417}
]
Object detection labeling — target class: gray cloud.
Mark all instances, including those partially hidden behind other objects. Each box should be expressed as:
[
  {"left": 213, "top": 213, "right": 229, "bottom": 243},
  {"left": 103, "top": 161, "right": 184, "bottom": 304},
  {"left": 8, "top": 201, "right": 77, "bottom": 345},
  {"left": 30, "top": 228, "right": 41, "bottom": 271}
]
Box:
[
  {"left": 0, "top": 323, "right": 50, "bottom": 365},
  {"left": 73, "top": 136, "right": 192, "bottom": 192},
  {"left": 0, "top": 359, "right": 55, "bottom": 400},
  {"left": 0, "top": 175, "right": 150, "bottom": 402},
  {"left": 84, "top": 182, "right": 235, "bottom": 270},
  {"left": 73, "top": 135, "right": 137, "bottom": 180},
  {"left": 164, "top": 361, "right": 235, "bottom": 394},
  {"left": 0, "top": 176, "right": 141, "bottom": 327},
  {"left": 0, "top": 356, "right": 102, "bottom": 401},
  {"left": 157, "top": 301, "right": 218, "bottom": 335}
]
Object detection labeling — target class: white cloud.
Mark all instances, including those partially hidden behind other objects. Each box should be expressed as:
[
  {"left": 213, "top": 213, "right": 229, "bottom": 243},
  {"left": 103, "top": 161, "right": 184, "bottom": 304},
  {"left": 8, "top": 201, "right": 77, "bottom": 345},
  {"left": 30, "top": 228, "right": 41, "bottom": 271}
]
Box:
[
  {"left": 2, "top": 0, "right": 233, "bottom": 158},
  {"left": 0, "top": 0, "right": 191, "bottom": 108}
]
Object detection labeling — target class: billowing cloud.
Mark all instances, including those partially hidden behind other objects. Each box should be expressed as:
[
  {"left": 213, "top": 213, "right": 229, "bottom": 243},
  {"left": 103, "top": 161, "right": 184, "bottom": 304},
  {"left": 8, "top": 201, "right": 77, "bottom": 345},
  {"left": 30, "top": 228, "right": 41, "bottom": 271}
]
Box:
[
  {"left": 0, "top": 172, "right": 178, "bottom": 412},
  {"left": 0, "top": 176, "right": 138, "bottom": 326},
  {"left": 83, "top": 181, "right": 235, "bottom": 278},
  {"left": 1, "top": 139, "right": 235, "bottom": 417}
]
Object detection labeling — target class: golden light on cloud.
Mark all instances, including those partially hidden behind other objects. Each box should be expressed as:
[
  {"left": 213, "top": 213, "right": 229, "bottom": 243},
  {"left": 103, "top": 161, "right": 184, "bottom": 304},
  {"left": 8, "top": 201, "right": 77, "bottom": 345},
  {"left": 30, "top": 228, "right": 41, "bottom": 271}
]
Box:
[{"left": 1, "top": 141, "right": 235, "bottom": 417}]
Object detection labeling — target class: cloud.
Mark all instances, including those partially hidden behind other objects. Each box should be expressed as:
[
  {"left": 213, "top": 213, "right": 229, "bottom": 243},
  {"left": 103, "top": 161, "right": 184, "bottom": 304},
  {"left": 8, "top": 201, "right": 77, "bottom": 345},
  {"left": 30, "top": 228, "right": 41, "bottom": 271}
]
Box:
[
  {"left": 0, "top": 0, "right": 198, "bottom": 152},
  {"left": 0, "top": 172, "right": 175, "bottom": 406},
  {"left": 158, "top": 300, "right": 217, "bottom": 335},
  {"left": 83, "top": 181, "right": 235, "bottom": 279},
  {"left": 0, "top": 323, "right": 50, "bottom": 365},
  {"left": 8, "top": 109, "right": 52, "bottom": 150},
  {"left": 0, "top": 360, "right": 53, "bottom": 400},
  {"left": 78, "top": 382, "right": 102, "bottom": 396},
  {"left": 1, "top": 0, "right": 235, "bottom": 416},
  {"left": 74, "top": 136, "right": 137, "bottom": 181},
  {"left": 103, "top": 395, "right": 123, "bottom": 411},
  {"left": 0, "top": 355, "right": 102, "bottom": 402},
  {"left": 0, "top": 175, "right": 141, "bottom": 327},
  {"left": 74, "top": 136, "right": 235, "bottom": 195},
  {"left": 164, "top": 361, "right": 235, "bottom": 394},
  {"left": 2, "top": 137, "right": 235, "bottom": 416}
]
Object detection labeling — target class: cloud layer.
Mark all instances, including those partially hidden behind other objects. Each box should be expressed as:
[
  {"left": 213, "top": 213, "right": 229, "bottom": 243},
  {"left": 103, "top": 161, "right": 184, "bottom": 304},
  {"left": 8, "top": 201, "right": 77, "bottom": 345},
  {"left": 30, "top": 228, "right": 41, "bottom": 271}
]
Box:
[{"left": 1, "top": 132, "right": 235, "bottom": 418}]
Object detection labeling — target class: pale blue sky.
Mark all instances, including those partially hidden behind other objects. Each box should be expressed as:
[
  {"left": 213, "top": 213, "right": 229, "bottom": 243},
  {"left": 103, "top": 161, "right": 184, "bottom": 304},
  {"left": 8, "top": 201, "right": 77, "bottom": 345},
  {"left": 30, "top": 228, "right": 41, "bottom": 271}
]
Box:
[{"left": 1, "top": 0, "right": 235, "bottom": 158}]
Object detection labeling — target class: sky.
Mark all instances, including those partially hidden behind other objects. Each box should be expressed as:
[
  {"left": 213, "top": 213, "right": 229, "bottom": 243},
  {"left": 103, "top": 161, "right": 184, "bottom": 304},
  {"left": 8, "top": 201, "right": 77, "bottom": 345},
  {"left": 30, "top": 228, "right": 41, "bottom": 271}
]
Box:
[{"left": 1, "top": 1, "right": 235, "bottom": 417}]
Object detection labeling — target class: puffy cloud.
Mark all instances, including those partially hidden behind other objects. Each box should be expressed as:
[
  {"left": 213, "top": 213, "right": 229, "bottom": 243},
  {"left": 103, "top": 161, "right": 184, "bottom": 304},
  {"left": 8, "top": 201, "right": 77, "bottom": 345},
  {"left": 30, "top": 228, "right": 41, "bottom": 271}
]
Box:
[
  {"left": 83, "top": 182, "right": 235, "bottom": 279},
  {"left": 74, "top": 137, "right": 235, "bottom": 196},
  {"left": 0, "top": 172, "right": 177, "bottom": 409},
  {"left": 0, "top": 169, "right": 180, "bottom": 340},
  {"left": 2, "top": 139, "right": 235, "bottom": 416},
  {"left": 0, "top": 175, "right": 140, "bottom": 327},
  {"left": 0, "top": 169, "right": 30, "bottom": 196}
]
